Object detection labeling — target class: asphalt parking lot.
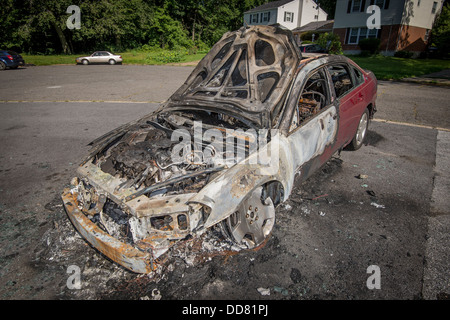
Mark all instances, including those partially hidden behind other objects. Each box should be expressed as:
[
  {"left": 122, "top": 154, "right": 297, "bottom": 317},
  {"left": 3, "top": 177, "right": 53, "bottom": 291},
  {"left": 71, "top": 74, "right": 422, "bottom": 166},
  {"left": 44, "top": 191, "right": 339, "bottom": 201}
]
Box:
[{"left": 0, "top": 65, "right": 449, "bottom": 301}]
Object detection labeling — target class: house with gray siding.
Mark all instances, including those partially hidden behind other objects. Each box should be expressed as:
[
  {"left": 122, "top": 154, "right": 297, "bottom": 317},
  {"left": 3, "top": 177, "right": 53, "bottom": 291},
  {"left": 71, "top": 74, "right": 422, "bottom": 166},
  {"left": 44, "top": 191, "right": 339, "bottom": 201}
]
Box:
[{"left": 333, "top": 0, "right": 445, "bottom": 55}]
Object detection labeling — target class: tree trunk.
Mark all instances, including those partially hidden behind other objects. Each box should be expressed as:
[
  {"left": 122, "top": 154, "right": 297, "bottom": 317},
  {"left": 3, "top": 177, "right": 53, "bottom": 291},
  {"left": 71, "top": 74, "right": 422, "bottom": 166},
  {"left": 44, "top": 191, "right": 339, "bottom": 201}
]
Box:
[
  {"left": 52, "top": 19, "right": 72, "bottom": 54},
  {"left": 116, "top": 34, "right": 122, "bottom": 51},
  {"left": 192, "top": 13, "right": 196, "bottom": 43}
]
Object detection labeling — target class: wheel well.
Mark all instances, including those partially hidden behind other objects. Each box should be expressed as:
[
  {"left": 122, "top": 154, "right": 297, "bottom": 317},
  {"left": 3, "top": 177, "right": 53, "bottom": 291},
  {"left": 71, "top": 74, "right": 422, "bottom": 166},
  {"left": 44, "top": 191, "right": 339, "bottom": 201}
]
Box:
[
  {"left": 262, "top": 181, "right": 285, "bottom": 207},
  {"left": 367, "top": 103, "right": 375, "bottom": 119}
]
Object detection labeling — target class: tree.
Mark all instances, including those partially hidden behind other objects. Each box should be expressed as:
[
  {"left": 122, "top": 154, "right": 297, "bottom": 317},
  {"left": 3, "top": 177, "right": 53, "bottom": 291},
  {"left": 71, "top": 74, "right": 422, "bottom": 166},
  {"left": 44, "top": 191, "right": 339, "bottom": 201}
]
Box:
[
  {"left": 317, "top": 0, "right": 337, "bottom": 19},
  {"left": 21, "top": 0, "right": 76, "bottom": 54},
  {"left": 431, "top": 3, "right": 450, "bottom": 58},
  {"left": 0, "top": 0, "right": 305, "bottom": 54}
]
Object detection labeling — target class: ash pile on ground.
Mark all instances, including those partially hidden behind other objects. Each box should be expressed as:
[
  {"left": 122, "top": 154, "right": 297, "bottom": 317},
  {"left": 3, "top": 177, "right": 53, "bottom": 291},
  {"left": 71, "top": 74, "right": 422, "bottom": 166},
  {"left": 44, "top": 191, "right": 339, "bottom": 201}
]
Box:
[{"left": 33, "top": 195, "right": 246, "bottom": 299}]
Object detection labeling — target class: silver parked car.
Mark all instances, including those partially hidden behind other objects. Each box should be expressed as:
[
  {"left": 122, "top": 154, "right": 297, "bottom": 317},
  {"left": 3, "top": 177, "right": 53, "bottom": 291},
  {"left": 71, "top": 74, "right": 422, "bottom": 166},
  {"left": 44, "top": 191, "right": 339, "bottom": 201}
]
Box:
[{"left": 76, "top": 51, "right": 123, "bottom": 65}]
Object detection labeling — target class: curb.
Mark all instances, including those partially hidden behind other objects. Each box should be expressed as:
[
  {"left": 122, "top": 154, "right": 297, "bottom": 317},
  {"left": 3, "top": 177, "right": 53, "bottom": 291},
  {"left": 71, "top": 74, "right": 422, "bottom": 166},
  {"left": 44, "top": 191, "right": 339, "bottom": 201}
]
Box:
[{"left": 390, "top": 78, "right": 450, "bottom": 87}]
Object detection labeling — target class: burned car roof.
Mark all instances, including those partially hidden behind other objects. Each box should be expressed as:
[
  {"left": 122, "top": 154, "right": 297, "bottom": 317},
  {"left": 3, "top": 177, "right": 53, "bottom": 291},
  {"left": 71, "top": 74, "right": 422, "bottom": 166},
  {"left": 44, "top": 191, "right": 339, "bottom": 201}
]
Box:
[{"left": 165, "top": 25, "right": 301, "bottom": 128}]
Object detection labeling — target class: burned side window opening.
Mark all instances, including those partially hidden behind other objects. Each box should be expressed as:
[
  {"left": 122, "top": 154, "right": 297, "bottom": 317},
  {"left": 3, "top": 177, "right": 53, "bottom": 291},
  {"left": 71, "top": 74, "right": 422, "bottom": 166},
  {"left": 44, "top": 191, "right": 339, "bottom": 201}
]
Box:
[
  {"left": 328, "top": 64, "right": 354, "bottom": 98},
  {"left": 352, "top": 66, "right": 364, "bottom": 86},
  {"left": 290, "top": 69, "right": 330, "bottom": 132}
]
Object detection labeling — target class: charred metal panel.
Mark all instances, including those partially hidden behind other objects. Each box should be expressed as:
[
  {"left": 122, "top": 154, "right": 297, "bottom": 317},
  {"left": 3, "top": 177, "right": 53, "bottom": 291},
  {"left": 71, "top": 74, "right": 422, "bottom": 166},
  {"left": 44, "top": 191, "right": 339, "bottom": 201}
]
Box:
[
  {"left": 167, "top": 25, "right": 301, "bottom": 128},
  {"left": 62, "top": 189, "right": 155, "bottom": 274}
]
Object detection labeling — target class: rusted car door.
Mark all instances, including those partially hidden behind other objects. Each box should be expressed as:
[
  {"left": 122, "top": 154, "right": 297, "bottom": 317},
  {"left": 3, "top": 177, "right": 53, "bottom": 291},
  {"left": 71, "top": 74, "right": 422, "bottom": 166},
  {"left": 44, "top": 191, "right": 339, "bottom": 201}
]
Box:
[{"left": 286, "top": 66, "right": 339, "bottom": 182}]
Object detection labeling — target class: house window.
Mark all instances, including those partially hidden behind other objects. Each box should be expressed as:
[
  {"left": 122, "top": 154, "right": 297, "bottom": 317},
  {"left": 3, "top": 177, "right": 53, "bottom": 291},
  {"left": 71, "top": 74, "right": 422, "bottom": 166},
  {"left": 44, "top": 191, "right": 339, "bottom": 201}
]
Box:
[
  {"left": 352, "top": 0, "right": 363, "bottom": 12},
  {"left": 367, "top": 0, "right": 389, "bottom": 9},
  {"left": 349, "top": 28, "right": 359, "bottom": 44},
  {"left": 368, "top": 28, "right": 378, "bottom": 38},
  {"left": 375, "top": 0, "right": 385, "bottom": 8},
  {"left": 251, "top": 14, "right": 259, "bottom": 23},
  {"left": 432, "top": 1, "right": 438, "bottom": 14},
  {"left": 284, "top": 12, "right": 294, "bottom": 22},
  {"left": 262, "top": 12, "right": 271, "bottom": 22},
  {"left": 347, "top": 27, "right": 380, "bottom": 44}
]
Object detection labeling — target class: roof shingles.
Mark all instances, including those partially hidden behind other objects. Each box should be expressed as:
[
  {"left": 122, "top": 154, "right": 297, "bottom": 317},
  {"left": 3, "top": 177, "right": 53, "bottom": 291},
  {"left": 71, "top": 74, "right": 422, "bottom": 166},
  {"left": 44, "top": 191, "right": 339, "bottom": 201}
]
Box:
[{"left": 245, "top": 0, "right": 295, "bottom": 13}]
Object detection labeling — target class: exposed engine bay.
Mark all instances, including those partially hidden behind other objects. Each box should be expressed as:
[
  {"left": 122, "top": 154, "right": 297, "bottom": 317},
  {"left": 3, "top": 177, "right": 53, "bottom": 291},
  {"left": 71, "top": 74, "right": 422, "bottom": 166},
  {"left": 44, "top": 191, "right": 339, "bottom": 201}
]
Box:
[{"left": 93, "top": 109, "right": 256, "bottom": 197}]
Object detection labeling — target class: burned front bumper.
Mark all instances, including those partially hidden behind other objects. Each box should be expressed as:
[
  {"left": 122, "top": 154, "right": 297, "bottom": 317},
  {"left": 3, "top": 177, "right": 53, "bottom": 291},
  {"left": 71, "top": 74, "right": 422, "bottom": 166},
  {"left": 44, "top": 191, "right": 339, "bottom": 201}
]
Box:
[
  {"left": 61, "top": 160, "right": 201, "bottom": 273},
  {"left": 62, "top": 188, "right": 156, "bottom": 273}
]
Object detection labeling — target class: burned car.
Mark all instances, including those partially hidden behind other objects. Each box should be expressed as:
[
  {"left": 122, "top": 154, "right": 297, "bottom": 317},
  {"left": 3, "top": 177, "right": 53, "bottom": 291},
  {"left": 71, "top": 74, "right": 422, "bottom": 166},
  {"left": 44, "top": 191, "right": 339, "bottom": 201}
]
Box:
[{"left": 62, "top": 25, "right": 377, "bottom": 273}]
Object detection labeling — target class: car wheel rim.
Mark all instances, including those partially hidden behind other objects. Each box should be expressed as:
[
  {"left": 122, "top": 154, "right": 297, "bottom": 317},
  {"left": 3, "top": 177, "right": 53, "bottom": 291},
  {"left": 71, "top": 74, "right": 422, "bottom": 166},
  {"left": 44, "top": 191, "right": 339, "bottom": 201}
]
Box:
[
  {"left": 224, "top": 187, "right": 275, "bottom": 249},
  {"left": 356, "top": 112, "right": 368, "bottom": 146}
]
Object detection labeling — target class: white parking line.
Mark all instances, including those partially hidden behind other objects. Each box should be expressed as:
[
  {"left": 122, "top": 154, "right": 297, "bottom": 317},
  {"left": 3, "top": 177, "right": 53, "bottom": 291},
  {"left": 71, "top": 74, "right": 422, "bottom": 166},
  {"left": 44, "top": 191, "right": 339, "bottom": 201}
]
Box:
[
  {"left": 422, "top": 130, "right": 450, "bottom": 299},
  {"left": 0, "top": 100, "right": 163, "bottom": 104},
  {"left": 430, "top": 130, "right": 450, "bottom": 215},
  {"left": 373, "top": 119, "right": 450, "bottom": 133}
]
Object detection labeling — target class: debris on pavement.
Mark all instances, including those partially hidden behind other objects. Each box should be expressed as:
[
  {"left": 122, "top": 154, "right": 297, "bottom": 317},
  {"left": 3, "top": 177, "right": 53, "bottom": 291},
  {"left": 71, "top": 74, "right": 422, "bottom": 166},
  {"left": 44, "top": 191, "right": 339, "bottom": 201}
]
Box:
[
  {"left": 371, "top": 202, "right": 385, "bottom": 209},
  {"left": 257, "top": 287, "right": 270, "bottom": 296},
  {"left": 366, "top": 190, "right": 376, "bottom": 197}
]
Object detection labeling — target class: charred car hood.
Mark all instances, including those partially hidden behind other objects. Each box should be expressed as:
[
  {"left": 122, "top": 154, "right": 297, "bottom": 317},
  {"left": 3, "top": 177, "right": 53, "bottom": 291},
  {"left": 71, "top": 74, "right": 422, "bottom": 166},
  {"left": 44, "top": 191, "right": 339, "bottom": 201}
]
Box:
[{"left": 166, "top": 25, "right": 301, "bottom": 128}]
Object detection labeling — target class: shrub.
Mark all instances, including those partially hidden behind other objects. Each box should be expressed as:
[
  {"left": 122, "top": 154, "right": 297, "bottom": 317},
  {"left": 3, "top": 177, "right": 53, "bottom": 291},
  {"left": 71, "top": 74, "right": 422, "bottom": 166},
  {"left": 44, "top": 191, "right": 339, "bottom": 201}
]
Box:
[
  {"left": 359, "top": 50, "right": 372, "bottom": 57},
  {"left": 358, "top": 38, "right": 381, "bottom": 54},
  {"left": 316, "top": 33, "right": 343, "bottom": 55},
  {"left": 394, "top": 50, "right": 413, "bottom": 58},
  {"left": 152, "top": 50, "right": 186, "bottom": 64}
]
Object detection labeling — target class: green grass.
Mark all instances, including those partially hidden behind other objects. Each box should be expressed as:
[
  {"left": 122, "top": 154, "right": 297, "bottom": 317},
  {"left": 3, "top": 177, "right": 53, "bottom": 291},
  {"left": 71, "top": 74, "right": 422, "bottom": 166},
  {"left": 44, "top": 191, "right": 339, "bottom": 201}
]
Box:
[
  {"left": 22, "top": 54, "right": 81, "bottom": 65},
  {"left": 21, "top": 51, "right": 450, "bottom": 80},
  {"left": 23, "top": 49, "right": 207, "bottom": 66},
  {"left": 347, "top": 55, "right": 450, "bottom": 80}
]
